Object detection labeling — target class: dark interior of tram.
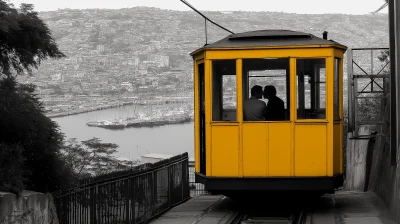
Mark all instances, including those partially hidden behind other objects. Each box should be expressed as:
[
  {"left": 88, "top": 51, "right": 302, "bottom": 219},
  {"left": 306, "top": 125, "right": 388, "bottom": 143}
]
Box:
[{"left": 210, "top": 58, "right": 327, "bottom": 121}]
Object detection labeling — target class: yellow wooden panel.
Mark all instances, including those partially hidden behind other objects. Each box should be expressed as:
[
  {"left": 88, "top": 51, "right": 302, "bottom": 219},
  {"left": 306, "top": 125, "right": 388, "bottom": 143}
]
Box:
[
  {"left": 269, "top": 123, "right": 291, "bottom": 176},
  {"left": 211, "top": 125, "right": 239, "bottom": 177},
  {"left": 294, "top": 124, "right": 327, "bottom": 176},
  {"left": 191, "top": 44, "right": 347, "bottom": 57},
  {"left": 290, "top": 58, "right": 296, "bottom": 176},
  {"left": 194, "top": 61, "right": 200, "bottom": 173},
  {"left": 236, "top": 59, "right": 243, "bottom": 123},
  {"left": 326, "top": 57, "right": 333, "bottom": 176},
  {"left": 242, "top": 123, "right": 268, "bottom": 177},
  {"left": 205, "top": 60, "right": 212, "bottom": 176},
  {"left": 205, "top": 48, "right": 333, "bottom": 60},
  {"left": 236, "top": 59, "right": 244, "bottom": 177},
  {"left": 334, "top": 49, "right": 345, "bottom": 58},
  {"left": 193, "top": 52, "right": 205, "bottom": 61},
  {"left": 333, "top": 123, "right": 342, "bottom": 175}
]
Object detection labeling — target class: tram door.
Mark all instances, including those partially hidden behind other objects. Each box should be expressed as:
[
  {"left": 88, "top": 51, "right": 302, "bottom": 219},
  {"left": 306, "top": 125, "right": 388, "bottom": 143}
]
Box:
[
  {"left": 198, "top": 63, "right": 206, "bottom": 175},
  {"left": 295, "top": 58, "right": 328, "bottom": 176}
]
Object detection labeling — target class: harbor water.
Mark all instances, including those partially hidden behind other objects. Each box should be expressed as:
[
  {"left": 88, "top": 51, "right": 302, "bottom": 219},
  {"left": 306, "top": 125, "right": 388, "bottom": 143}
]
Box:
[{"left": 51, "top": 103, "right": 194, "bottom": 161}]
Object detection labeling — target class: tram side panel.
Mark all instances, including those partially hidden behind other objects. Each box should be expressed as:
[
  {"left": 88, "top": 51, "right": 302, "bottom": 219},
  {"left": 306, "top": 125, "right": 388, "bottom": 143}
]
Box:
[
  {"left": 242, "top": 123, "right": 292, "bottom": 177},
  {"left": 294, "top": 124, "right": 328, "bottom": 176},
  {"left": 210, "top": 124, "right": 240, "bottom": 177},
  {"left": 208, "top": 123, "right": 330, "bottom": 178}
]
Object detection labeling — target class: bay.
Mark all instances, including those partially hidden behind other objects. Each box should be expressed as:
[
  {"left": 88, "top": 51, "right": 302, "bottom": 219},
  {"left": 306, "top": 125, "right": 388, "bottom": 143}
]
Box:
[{"left": 51, "top": 103, "right": 194, "bottom": 161}]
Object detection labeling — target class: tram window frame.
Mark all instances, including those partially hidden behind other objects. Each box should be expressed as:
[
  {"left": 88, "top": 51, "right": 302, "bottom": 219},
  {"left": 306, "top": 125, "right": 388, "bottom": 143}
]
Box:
[
  {"left": 296, "top": 58, "right": 327, "bottom": 120},
  {"left": 211, "top": 60, "right": 237, "bottom": 122},
  {"left": 333, "top": 58, "right": 340, "bottom": 120},
  {"left": 242, "top": 58, "right": 290, "bottom": 122}
]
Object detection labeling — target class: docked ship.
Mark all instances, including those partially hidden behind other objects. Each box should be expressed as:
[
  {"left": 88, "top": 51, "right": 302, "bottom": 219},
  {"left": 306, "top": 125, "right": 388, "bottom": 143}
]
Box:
[
  {"left": 85, "top": 102, "right": 193, "bottom": 129},
  {"left": 86, "top": 119, "right": 126, "bottom": 129}
]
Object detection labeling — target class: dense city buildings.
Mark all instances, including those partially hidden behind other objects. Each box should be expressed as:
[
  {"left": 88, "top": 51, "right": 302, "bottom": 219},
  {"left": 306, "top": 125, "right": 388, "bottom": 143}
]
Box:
[{"left": 16, "top": 7, "right": 388, "bottom": 115}]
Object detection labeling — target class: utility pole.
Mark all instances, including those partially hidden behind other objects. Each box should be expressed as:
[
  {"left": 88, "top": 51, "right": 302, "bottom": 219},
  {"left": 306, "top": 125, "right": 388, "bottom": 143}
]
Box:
[{"left": 389, "top": 0, "right": 399, "bottom": 165}]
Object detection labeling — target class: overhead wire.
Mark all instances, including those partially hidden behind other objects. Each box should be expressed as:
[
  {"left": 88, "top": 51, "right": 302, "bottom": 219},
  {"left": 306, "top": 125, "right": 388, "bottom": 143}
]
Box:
[
  {"left": 179, "top": 0, "right": 234, "bottom": 34},
  {"left": 367, "top": 0, "right": 389, "bottom": 47}
]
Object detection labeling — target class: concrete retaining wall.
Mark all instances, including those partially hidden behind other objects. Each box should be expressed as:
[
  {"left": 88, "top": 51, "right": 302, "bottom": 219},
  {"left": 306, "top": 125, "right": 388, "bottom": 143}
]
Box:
[
  {"left": 345, "top": 84, "right": 400, "bottom": 223},
  {"left": 366, "top": 92, "right": 400, "bottom": 223},
  {"left": 0, "top": 191, "right": 59, "bottom": 224}
]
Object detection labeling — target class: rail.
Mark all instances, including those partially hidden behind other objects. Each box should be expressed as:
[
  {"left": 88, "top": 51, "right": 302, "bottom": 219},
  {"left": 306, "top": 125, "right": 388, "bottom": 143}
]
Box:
[
  {"left": 237, "top": 210, "right": 308, "bottom": 224},
  {"left": 53, "top": 152, "right": 190, "bottom": 224},
  {"left": 234, "top": 195, "right": 312, "bottom": 224}
]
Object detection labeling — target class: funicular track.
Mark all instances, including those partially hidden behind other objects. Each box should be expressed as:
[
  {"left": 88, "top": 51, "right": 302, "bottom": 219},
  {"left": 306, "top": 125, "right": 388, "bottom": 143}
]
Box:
[
  {"left": 226, "top": 210, "right": 308, "bottom": 224},
  {"left": 224, "top": 193, "right": 314, "bottom": 224},
  {"left": 230, "top": 210, "right": 308, "bottom": 224}
]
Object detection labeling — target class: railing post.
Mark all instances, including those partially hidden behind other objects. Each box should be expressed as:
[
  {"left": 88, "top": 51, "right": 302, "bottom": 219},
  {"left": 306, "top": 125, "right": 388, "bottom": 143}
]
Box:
[
  {"left": 168, "top": 165, "right": 172, "bottom": 206},
  {"left": 181, "top": 160, "right": 184, "bottom": 200},
  {"left": 125, "top": 179, "right": 130, "bottom": 224},
  {"left": 185, "top": 158, "right": 190, "bottom": 199},
  {"left": 152, "top": 171, "right": 156, "bottom": 217},
  {"left": 132, "top": 177, "right": 136, "bottom": 224}
]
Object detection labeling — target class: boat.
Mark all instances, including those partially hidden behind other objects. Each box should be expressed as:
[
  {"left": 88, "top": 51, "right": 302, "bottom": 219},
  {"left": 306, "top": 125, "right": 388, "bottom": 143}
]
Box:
[
  {"left": 86, "top": 119, "right": 126, "bottom": 129},
  {"left": 85, "top": 105, "right": 193, "bottom": 129}
]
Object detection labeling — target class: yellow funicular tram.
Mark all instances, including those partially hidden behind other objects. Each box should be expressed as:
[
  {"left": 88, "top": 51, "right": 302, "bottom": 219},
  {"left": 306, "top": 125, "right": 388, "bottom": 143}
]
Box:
[{"left": 191, "top": 30, "right": 347, "bottom": 196}]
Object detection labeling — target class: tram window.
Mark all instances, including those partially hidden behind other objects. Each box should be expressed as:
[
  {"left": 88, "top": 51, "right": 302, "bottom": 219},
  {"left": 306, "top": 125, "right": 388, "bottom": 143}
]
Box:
[
  {"left": 334, "top": 58, "right": 340, "bottom": 120},
  {"left": 248, "top": 70, "right": 287, "bottom": 106},
  {"left": 223, "top": 75, "right": 236, "bottom": 110},
  {"left": 212, "top": 60, "right": 237, "bottom": 121},
  {"left": 242, "top": 58, "right": 290, "bottom": 121},
  {"left": 319, "top": 68, "right": 326, "bottom": 110},
  {"left": 296, "top": 58, "right": 326, "bottom": 119}
]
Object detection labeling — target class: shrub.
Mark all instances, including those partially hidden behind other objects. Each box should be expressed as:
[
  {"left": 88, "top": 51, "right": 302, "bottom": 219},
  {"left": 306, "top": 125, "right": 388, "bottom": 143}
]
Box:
[{"left": 0, "top": 143, "right": 24, "bottom": 194}]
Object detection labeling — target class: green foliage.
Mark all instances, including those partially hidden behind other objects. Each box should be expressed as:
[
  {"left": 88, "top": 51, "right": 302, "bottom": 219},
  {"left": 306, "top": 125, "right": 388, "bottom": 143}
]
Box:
[
  {"left": 0, "top": 1, "right": 79, "bottom": 194},
  {"left": 0, "top": 1, "right": 65, "bottom": 75},
  {"left": 0, "top": 143, "right": 24, "bottom": 194},
  {"left": 0, "top": 76, "right": 76, "bottom": 192},
  {"left": 378, "top": 49, "right": 390, "bottom": 63},
  {"left": 61, "top": 137, "right": 133, "bottom": 178},
  {"left": 358, "top": 98, "right": 381, "bottom": 122}
]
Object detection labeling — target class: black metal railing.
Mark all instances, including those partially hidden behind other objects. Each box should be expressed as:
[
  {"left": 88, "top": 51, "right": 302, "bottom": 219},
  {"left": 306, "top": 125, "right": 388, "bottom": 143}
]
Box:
[
  {"left": 188, "top": 162, "right": 210, "bottom": 197},
  {"left": 53, "top": 153, "right": 190, "bottom": 224}
]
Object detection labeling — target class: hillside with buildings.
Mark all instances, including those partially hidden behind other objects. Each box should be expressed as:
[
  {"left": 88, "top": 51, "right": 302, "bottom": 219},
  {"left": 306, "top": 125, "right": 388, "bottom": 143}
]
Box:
[{"left": 17, "top": 7, "right": 389, "bottom": 115}]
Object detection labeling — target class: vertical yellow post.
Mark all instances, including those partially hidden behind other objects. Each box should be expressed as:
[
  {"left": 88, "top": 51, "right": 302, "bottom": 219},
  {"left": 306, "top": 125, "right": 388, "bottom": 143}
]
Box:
[
  {"left": 326, "top": 56, "right": 333, "bottom": 176},
  {"left": 236, "top": 59, "right": 243, "bottom": 177},
  {"left": 290, "top": 58, "right": 296, "bottom": 176},
  {"left": 194, "top": 60, "right": 199, "bottom": 173},
  {"left": 205, "top": 59, "right": 212, "bottom": 176}
]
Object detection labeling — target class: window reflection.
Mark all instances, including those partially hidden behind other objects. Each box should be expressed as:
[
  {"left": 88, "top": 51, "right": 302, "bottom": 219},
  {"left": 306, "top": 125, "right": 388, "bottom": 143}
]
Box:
[
  {"left": 334, "top": 58, "right": 340, "bottom": 120},
  {"left": 296, "top": 58, "right": 326, "bottom": 119},
  {"left": 212, "top": 60, "right": 236, "bottom": 121}
]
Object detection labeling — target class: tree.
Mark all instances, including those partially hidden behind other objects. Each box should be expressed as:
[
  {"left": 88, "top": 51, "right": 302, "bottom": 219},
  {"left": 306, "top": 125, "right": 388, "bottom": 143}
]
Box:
[
  {"left": 61, "top": 137, "right": 134, "bottom": 177},
  {"left": 0, "top": 76, "right": 76, "bottom": 192},
  {"left": 0, "top": 1, "right": 65, "bottom": 76},
  {"left": 0, "top": 1, "right": 72, "bottom": 193},
  {"left": 0, "top": 143, "right": 25, "bottom": 194}
]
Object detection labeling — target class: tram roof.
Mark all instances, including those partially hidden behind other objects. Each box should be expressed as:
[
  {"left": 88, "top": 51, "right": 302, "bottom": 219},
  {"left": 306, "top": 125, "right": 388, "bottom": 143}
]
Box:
[{"left": 190, "top": 29, "right": 346, "bottom": 55}]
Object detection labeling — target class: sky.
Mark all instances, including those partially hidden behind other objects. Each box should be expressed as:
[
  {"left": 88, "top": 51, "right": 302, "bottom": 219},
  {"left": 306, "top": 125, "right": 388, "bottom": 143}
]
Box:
[{"left": 7, "top": 0, "right": 388, "bottom": 15}]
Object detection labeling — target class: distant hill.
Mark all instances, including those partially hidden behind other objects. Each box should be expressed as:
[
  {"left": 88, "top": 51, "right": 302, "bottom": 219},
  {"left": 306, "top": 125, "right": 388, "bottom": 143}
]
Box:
[{"left": 38, "top": 7, "right": 389, "bottom": 63}]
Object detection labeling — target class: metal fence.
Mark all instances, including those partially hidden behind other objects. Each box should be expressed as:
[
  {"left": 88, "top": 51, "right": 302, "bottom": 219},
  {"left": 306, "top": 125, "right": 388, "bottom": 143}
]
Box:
[
  {"left": 188, "top": 161, "right": 210, "bottom": 197},
  {"left": 53, "top": 153, "right": 190, "bottom": 224}
]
